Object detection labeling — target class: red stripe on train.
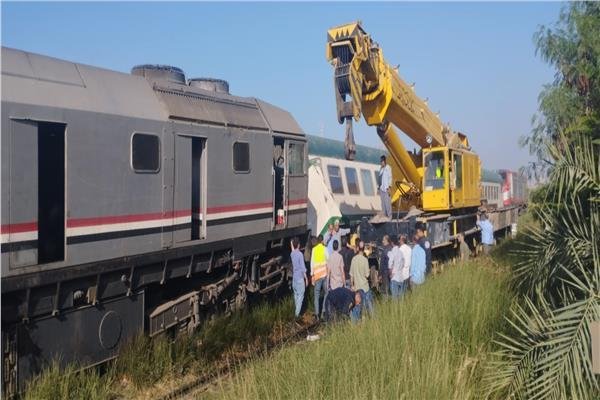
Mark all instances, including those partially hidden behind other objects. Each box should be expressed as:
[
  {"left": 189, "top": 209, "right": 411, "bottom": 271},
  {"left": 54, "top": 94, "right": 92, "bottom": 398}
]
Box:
[
  {"left": 2, "top": 199, "right": 295, "bottom": 232},
  {"left": 0, "top": 222, "right": 38, "bottom": 234},
  {"left": 66, "top": 210, "right": 193, "bottom": 228},
  {"left": 206, "top": 202, "right": 272, "bottom": 214},
  {"left": 288, "top": 198, "right": 308, "bottom": 206}
]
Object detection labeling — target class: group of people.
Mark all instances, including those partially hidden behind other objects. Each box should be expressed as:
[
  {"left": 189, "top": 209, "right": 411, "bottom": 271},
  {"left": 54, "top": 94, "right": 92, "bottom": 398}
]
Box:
[
  {"left": 377, "top": 225, "right": 432, "bottom": 298},
  {"left": 289, "top": 220, "right": 435, "bottom": 324}
]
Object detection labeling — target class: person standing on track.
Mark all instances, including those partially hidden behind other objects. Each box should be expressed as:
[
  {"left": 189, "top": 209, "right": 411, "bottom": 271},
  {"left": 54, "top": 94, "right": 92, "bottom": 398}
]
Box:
[
  {"left": 378, "top": 155, "right": 393, "bottom": 219},
  {"left": 290, "top": 237, "right": 307, "bottom": 321},
  {"left": 310, "top": 235, "right": 328, "bottom": 321}
]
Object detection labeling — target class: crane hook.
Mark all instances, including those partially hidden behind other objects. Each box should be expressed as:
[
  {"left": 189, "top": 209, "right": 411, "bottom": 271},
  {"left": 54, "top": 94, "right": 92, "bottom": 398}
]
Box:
[{"left": 344, "top": 117, "right": 356, "bottom": 161}]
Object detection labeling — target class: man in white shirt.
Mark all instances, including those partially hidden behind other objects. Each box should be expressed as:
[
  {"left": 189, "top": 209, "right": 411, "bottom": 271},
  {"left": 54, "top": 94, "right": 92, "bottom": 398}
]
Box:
[
  {"left": 324, "top": 219, "right": 351, "bottom": 256},
  {"left": 379, "top": 155, "right": 393, "bottom": 218},
  {"left": 398, "top": 235, "right": 412, "bottom": 292},
  {"left": 387, "top": 236, "right": 407, "bottom": 299}
]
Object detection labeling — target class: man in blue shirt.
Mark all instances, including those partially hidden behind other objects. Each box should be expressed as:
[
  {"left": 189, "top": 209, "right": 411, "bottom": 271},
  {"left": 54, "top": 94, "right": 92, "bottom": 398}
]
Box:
[
  {"left": 410, "top": 236, "right": 426, "bottom": 287},
  {"left": 416, "top": 225, "right": 432, "bottom": 275},
  {"left": 476, "top": 213, "right": 495, "bottom": 255},
  {"left": 290, "top": 237, "right": 308, "bottom": 320}
]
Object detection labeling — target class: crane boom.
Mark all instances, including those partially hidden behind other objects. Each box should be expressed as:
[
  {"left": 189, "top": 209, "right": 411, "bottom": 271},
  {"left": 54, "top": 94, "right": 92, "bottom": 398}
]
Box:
[{"left": 326, "top": 21, "right": 480, "bottom": 212}]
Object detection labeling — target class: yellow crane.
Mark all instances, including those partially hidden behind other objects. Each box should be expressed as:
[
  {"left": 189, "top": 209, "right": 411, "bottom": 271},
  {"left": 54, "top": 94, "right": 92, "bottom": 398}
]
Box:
[{"left": 326, "top": 21, "right": 480, "bottom": 213}]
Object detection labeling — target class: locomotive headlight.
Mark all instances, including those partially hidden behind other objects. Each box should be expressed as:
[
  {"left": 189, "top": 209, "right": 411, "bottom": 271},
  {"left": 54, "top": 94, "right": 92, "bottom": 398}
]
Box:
[{"left": 425, "top": 134, "right": 433, "bottom": 145}]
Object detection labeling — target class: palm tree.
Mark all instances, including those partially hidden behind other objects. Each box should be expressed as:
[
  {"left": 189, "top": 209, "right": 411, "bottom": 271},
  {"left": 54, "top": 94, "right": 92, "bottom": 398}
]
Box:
[{"left": 485, "top": 133, "right": 600, "bottom": 399}]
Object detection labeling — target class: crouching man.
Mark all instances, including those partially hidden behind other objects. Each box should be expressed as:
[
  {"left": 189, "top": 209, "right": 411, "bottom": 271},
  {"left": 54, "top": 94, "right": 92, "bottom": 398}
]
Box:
[{"left": 323, "top": 287, "right": 362, "bottom": 323}]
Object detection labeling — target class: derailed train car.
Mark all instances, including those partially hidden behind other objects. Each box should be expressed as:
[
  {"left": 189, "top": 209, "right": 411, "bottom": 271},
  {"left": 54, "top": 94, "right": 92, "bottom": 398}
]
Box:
[{"left": 1, "top": 47, "right": 308, "bottom": 394}]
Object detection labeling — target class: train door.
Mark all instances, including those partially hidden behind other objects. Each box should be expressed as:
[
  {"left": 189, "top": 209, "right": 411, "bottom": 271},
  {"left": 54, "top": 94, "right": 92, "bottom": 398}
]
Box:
[
  {"left": 7, "top": 120, "right": 65, "bottom": 267},
  {"left": 173, "top": 134, "right": 206, "bottom": 243},
  {"left": 286, "top": 140, "right": 308, "bottom": 228},
  {"left": 272, "top": 137, "right": 287, "bottom": 229},
  {"left": 450, "top": 152, "right": 464, "bottom": 207}
]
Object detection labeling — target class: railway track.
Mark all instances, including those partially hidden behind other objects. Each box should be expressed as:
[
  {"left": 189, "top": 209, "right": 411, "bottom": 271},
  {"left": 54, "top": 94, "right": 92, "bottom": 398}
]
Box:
[{"left": 156, "top": 320, "right": 320, "bottom": 400}]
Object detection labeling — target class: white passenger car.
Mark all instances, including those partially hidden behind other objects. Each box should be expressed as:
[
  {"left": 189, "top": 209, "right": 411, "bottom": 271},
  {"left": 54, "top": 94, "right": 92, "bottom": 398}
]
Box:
[{"left": 307, "top": 135, "right": 385, "bottom": 235}]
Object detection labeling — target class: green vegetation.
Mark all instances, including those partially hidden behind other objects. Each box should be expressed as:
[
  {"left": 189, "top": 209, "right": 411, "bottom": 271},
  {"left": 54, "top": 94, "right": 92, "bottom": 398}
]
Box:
[
  {"left": 23, "top": 361, "right": 112, "bottom": 400},
  {"left": 486, "top": 3, "right": 600, "bottom": 399},
  {"left": 522, "top": 2, "right": 600, "bottom": 179},
  {"left": 208, "top": 262, "right": 511, "bottom": 400},
  {"left": 24, "top": 296, "right": 295, "bottom": 399},
  {"left": 485, "top": 127, "right": 600, "bottom": 400}
]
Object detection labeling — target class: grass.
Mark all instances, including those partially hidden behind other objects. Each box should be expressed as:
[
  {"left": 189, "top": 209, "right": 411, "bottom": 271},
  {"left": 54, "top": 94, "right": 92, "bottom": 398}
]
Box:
[
  {"left": 24, "top": 255, "right": 513, "bottom": 399},
  {"left": 23, "top": 295, "right": 296, "bottom": 399},
  {"left": 23, "top": 361, "right": 112, "bottom": 400},
  {"left": 207, "top": 261, "right": 511, "bottom": 400}
]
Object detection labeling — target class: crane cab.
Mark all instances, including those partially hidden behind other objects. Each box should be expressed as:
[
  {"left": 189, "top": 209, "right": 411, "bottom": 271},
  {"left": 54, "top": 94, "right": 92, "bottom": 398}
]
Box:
[{"left": 421, "top": 147, "right": 480, "bottom": 211}]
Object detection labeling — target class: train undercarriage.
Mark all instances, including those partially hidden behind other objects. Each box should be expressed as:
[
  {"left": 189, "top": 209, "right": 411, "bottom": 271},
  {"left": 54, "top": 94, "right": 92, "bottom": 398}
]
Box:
[
  {"left": 358, "top": 205, "right": 521, "bottom": 262},
  {"left": 1, "top": 227, "right": 305, "bottom": 397}
]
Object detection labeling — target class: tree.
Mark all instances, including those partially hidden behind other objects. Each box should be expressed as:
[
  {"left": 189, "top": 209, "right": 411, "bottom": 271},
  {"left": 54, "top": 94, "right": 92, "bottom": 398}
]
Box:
[
  {"left": 486, "top": 3, "right": 600, "bottom": 398},
  {"left": 486, "top": 133, "right": 600, "bottom": 400},
  {"left": 521, "top": 2, "right": 600, "bottom": 180}
]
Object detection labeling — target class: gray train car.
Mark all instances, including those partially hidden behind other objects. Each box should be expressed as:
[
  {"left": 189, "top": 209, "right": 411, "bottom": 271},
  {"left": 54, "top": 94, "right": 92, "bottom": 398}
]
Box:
[
  {"left": 481, "top": 169, "right": 503, "bottom": 209},
  {"left": 1, "top": 47, "right": 308, "bottom": 394}
]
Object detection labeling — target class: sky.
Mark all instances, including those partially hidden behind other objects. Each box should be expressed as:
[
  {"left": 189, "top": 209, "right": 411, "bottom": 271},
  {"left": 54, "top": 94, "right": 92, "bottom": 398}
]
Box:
[{"left": 1, "top": 1, "right": 563, "bottom": 171}]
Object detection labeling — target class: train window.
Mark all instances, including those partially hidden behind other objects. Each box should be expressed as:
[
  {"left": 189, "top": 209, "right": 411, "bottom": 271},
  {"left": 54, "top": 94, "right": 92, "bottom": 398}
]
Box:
[
  {"left": 345, "top": 167, "right": 360, "bottom": 195},
  {"left": 360, "top": 169, "right": 375, "bottom": 196},
  {"left": 424, "top": 151, "right": 445, "bottom": 190},
  {"left": 233, "top": 142, "right": 250, "bottom": 173},
  {"left": 288, "top": 142, "right": 305, "bottom": 175},
  {"left": 327, "top": 165, "right": 344, "bottom": 194},
  {"left": 132, "top": 133, "right": 160, "bottom": 172}
]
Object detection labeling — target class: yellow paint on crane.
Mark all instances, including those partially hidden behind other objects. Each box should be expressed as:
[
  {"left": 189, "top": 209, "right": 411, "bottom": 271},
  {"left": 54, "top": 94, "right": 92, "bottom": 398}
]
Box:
[{"left": 326, "top": 21, "right": 481, "bottom": 212}]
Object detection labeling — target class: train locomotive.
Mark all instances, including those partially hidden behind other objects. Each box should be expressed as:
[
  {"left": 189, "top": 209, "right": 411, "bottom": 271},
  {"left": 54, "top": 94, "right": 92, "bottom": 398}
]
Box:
[{"left": 1, "top": 47, "right": 308, "bottom": 394}]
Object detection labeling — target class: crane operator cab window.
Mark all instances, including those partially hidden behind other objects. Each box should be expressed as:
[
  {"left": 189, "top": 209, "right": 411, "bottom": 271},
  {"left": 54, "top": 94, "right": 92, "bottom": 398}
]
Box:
[{"left": 424, "top": 151, "right": 445, "bottom": 190}]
